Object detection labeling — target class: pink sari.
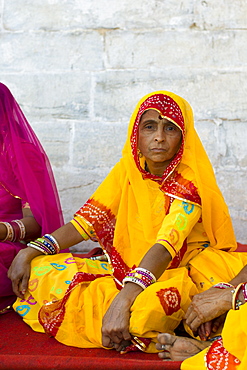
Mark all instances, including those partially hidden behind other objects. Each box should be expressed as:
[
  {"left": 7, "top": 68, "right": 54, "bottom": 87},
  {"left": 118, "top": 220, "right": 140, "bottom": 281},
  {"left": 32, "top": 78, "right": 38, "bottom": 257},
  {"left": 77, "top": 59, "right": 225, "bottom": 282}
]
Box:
[{"left": 0, "top": 83, "right": 64, "bottom": 310}]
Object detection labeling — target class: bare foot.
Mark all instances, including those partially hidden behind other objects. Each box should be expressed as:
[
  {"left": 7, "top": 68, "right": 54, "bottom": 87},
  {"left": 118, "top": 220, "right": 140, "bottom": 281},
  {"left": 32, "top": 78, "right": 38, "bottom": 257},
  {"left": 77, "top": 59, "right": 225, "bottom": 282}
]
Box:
[{"left": 156, "top": 333, "right": 210, "bottom": 361}]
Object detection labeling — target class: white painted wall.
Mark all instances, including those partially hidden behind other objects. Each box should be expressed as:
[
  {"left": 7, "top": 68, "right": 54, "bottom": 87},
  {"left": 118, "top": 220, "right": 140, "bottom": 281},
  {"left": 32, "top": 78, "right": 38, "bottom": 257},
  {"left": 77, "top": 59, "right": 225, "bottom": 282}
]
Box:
[{"left": 1, "top": 0, "right": 246, "bottom": 247}]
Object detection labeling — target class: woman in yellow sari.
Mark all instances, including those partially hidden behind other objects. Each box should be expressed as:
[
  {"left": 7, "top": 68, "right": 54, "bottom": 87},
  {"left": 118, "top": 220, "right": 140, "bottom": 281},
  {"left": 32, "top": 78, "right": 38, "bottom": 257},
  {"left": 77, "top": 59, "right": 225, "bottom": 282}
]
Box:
[{"left": 8, "top": 91, "right": 246, "bottom": 353}]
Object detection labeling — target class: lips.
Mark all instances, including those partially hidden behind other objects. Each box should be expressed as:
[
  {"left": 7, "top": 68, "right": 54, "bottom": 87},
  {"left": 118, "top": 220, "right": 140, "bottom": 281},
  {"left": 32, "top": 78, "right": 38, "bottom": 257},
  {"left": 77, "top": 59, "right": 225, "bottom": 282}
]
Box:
[{"left": 151, "top": 148, "right": 166, "bottom": 152}]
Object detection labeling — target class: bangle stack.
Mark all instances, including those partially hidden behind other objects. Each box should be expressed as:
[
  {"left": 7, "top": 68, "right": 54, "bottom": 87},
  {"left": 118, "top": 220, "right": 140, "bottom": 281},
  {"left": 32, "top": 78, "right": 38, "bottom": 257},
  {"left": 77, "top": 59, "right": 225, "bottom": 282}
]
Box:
[
  {"left": 27, "top": 234, "right": 60, "bottom": 255},
  {"left": 231, "top": 283, "right": 244, "bottom": 310},
  {"left": 212, "top": 281, "right": 247, "bottom": 310},
  {"left": 122, "top": 268, "right": 156, "bottom": 290},
  {"left": 0, "top": 220, "right": 26, "bottom": 242}
]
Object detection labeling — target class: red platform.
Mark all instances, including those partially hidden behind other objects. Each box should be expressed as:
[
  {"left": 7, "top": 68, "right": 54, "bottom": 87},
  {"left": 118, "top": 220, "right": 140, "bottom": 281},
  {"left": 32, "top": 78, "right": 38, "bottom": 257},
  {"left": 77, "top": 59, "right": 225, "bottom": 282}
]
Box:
[{"left": 0, "top": 310, "right": 181, "bottom": 370}]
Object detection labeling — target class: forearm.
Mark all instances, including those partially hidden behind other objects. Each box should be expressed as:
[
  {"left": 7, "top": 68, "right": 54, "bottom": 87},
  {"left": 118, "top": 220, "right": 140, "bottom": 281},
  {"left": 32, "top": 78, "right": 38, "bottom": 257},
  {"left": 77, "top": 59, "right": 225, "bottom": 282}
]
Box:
[
  {"left": 138, "top": 243, "right": 172, "bottom": 279},
  {"left": 0, "top": 213, "right": 41, "bottom": 242},
  {"left": 51, "top": 222, "right": 84, "bottom": 250},
  {"left": 229, "top": 265, "right": 247, "bottom": 286}
]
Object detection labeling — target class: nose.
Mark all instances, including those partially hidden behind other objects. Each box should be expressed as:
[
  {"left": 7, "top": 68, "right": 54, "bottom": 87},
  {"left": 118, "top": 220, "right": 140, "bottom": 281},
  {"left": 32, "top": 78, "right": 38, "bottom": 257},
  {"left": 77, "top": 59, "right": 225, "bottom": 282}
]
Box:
[{"left": 154, "top": 126, "right": 165, "bottom": 142}]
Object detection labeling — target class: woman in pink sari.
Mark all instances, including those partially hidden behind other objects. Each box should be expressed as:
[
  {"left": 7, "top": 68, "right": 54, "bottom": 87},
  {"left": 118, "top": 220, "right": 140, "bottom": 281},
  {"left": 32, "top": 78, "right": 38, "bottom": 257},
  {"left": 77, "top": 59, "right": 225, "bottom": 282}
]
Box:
[{"left": 0, "top": 82, "right": 64, "bottom": 312}]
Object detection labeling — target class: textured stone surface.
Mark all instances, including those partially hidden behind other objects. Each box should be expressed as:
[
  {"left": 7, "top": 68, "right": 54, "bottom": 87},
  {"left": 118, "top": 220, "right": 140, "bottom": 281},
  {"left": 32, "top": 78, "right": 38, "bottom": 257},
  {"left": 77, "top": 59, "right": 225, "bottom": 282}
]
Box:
[{"left": 0, "top": 0, "right": 246, "bottom": 245}]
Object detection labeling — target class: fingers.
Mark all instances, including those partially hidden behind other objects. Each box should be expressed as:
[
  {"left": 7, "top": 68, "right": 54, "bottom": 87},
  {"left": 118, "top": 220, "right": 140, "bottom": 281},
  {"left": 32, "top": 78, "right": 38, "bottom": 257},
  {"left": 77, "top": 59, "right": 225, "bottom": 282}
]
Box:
[
  {"left": 198, "top": 322, "right": 212, "bottom": 341},
  {"left": 212, "top": 314, "right": 226, "bottom": 333},
  {"left": 102, "top": 335, "right": 114, "bottom": 348},
  {"left": 19, "top": 272, "right": 30, "bottom": 296}
]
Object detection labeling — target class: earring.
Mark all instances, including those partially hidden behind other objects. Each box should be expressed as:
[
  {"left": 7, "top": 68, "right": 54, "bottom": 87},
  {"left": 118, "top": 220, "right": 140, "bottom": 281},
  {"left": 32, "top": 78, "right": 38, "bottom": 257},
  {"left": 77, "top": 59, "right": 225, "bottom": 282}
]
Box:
[{"left": 137, "top": 149, "right": 143, "bottom": 158}]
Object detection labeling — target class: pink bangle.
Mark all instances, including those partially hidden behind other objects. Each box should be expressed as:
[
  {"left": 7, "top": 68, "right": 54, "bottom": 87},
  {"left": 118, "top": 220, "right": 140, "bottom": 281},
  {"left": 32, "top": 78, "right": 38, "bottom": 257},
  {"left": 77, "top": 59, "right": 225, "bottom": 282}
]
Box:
[
  {"left": 242, "top": 282, "right": 247, "bottom": 302},
  {"left": 212, "top": 282, "right": 234, "bottom": 289}
]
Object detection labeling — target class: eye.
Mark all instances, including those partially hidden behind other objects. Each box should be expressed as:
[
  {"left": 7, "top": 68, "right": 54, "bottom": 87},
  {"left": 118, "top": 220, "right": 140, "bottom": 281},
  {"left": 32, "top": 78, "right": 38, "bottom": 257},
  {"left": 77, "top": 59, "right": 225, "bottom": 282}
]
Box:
[
  {"left": 165, "top": 124, "right": 176, "bottom": 131},
  {"left": 142, "top": 122, "right": 156, "bottom": 131},
  {"left": 145, "top": 124, "right": 154, "bottom": 129}
]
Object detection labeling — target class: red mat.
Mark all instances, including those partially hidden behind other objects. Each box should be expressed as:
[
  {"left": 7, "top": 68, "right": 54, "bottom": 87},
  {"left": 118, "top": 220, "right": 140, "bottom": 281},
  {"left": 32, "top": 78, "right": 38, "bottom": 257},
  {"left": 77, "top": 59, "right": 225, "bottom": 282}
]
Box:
[{"left": 0, "top": 310, "right": 181, "bottom": 370}]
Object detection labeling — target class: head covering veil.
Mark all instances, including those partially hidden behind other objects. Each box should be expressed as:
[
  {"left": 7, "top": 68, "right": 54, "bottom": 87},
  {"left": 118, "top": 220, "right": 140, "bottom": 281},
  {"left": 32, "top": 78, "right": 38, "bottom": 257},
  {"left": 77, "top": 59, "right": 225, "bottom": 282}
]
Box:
[
  {"left": 75, "top": 91, "right": 237, "bottom": 279},
  {"left": 0, "top": 83, "right": 64, "bottom": 233}
]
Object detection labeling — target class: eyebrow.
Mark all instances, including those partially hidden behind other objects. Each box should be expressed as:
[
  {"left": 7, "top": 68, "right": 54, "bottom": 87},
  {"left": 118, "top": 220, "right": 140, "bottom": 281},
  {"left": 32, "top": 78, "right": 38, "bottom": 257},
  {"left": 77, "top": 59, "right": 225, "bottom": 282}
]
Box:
[{"left": 140, "top": 118, "right": 173, "bottom": 125}]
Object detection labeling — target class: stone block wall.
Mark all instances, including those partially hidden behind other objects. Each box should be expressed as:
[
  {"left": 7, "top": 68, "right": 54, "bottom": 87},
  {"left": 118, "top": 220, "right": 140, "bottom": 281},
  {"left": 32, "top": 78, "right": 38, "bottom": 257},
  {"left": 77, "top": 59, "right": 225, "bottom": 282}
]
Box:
[{"left": 0, "top": 0, "right": 246, "bottom": 247}]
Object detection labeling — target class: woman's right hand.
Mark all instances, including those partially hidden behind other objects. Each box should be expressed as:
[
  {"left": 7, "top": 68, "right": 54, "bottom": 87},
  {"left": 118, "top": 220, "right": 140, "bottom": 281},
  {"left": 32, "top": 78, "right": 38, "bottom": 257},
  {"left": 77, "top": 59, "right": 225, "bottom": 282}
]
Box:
[{"left": 8, "top": 247, "right": 42, "bottom": 299}]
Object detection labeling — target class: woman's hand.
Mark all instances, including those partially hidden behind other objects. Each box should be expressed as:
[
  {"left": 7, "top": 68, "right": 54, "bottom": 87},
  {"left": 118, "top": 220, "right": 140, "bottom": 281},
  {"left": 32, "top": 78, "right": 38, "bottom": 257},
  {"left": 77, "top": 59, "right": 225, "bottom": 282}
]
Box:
[
  {"left": 185, "top": 287, "right": 232, "bottom": 335},
  {"left": 8, "top": 247, "right": 42, "bottom": 299},
  {"left": 197, "top": 313, "right": 227, "bottom": 340},
  {"left": 102, "top": 282, "right": 142, "bottom": 351}
]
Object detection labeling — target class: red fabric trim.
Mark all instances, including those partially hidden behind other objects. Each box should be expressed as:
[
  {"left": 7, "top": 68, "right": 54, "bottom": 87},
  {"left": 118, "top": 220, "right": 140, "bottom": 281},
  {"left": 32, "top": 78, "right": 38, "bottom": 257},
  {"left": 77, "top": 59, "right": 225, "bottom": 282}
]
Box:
[
  {"left": 39, "top": 272, "right": 111, "bottom": 337},
  {"left": 168, "top": 240, "right": 188, "bottom": 269}
]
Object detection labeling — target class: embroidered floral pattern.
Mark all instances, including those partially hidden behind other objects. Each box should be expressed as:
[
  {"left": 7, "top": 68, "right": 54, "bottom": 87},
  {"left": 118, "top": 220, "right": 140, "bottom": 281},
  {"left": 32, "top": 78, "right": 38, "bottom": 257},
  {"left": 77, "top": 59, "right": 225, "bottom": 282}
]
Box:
[
  {"left": 205, "top": 338, "right": 240, "bottom": 370},
  {"left": 156, "top": 287, "right": 181, "bottom": 315}
]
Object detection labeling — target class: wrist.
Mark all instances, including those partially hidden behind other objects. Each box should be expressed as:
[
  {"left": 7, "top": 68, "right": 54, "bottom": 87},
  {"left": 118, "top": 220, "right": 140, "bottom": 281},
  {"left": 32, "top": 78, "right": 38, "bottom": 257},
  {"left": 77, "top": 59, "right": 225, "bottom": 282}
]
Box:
[
  {"left": 24, "top": 246, "right": 44, "bottom": 260},
  {"left": 220, "top": 288, "right": 233, "bottom": 311},
  {"left": 120, "top": 282, "right": 143, "bottom": 306}
]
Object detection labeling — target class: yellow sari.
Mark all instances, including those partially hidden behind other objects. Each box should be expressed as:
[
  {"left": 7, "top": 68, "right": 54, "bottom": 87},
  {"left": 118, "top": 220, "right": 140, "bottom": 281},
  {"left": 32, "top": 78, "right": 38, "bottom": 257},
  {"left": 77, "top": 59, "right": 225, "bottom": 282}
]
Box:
[{"left": 14, "top": 91, "right": 245, "bottom": 352}]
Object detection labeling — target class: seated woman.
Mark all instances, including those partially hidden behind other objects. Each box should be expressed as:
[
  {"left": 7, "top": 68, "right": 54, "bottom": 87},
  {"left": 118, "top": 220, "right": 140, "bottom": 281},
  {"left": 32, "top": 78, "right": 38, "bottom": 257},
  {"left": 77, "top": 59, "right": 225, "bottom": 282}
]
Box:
[
  {"left": 0, "top": 82, "right": 64, "bottom": 313},
  {"left": 8, "top": 91, "right": 247, "bottom": 353},
  {"left": 156, "top": 264, "right": 247, "bottom": 369}
]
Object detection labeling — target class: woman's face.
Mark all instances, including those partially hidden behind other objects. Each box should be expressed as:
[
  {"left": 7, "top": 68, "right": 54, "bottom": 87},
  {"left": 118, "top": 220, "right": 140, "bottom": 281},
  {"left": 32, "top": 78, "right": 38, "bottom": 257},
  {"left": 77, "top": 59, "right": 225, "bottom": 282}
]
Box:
[{"left": 138, "top": 109, "right": 182, "bottom": 176}]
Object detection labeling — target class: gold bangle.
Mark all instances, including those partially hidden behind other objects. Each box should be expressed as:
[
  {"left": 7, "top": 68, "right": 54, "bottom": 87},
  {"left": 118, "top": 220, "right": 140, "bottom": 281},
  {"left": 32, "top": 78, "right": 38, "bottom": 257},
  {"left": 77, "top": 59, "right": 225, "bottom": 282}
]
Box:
[
  {"left": 231, "top": 283, "right": 244, "bottom": 310},
  {"left": 0, "top": 222, "right": 14, "bottom": 242}
]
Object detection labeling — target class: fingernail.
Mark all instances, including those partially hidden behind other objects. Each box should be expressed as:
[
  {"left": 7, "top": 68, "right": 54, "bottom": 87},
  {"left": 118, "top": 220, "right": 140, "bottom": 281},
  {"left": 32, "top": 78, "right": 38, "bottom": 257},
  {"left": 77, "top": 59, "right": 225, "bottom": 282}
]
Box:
[
  {"left": 21, "top": 290, "right": 26, "bottom": 295},
  {"left": 161, "top": 345, "right": 166, "bottom": 350}
]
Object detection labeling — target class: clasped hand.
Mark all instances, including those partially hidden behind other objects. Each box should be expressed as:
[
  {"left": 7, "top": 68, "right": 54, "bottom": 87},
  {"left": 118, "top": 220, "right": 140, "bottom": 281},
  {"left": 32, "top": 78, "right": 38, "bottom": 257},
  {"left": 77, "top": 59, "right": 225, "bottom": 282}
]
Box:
[
  {"left": 101, "top": 282, "right": 142, "bottom": 351},
  {"left": 184, "top": 287, "right": 232, "bottom": 340},
  {"left": 102, "top": 291, "right": 132, "bottom": 351}
]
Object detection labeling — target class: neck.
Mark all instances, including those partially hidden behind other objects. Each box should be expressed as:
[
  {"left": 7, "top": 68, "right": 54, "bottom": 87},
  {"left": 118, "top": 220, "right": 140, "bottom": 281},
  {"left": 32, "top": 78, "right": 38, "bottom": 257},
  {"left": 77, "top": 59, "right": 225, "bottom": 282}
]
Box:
[{"left": 145, "top": 161, "right": 169, "bottom": 177}]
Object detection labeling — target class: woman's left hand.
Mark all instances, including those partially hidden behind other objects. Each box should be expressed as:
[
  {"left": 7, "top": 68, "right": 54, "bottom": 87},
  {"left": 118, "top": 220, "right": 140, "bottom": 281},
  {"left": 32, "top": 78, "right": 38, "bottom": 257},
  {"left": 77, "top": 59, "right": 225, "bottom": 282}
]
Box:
[{"left": 102, "top": 283, "right": 142, "bottom": 351}]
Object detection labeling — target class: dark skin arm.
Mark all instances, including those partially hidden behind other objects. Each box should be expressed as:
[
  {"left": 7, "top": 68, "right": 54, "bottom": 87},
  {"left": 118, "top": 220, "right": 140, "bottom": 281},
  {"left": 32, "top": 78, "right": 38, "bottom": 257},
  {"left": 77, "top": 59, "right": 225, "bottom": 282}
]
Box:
[
  {"left": 0, "top": 208, "right": 41, "bottom": 242},
  {"left": 101, "top": 243, "right": 172, "bottom": 351},
  {"left": 8, "top": 222, "right": 84, "bottom": 299}
]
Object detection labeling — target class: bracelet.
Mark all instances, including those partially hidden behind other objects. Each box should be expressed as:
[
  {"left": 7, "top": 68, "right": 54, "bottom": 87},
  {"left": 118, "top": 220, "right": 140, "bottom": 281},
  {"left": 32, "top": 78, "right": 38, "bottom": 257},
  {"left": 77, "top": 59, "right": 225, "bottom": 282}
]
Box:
[
  {"left": 27, "top": 236, "right": 59, "bottom": 256},
  {"left": 0, "top": 222, "right": 14, "bottom": 242},
  {"left": 27, "top": 241, "right": 49, "bottom": 255},
  {"left": 242, "top": 282, "right": 247, "bottom": 302},
  {"left": 231, "top": 283, "right": 244, "bottom": 310},
  {"left": 122, "top": 268, "right": 156, "bottom": 290},
  {"left": 44, "top": 234, "right": 60, "bottom": 253},
  {"left": 12, "top": 220, "right": 26, "bottom": 240},
  {"left": 212, "top": 282, "right": 234, "bottom": 289},
  {"left": 10, "top": 221, "right": 21, "bottom": 242}
]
